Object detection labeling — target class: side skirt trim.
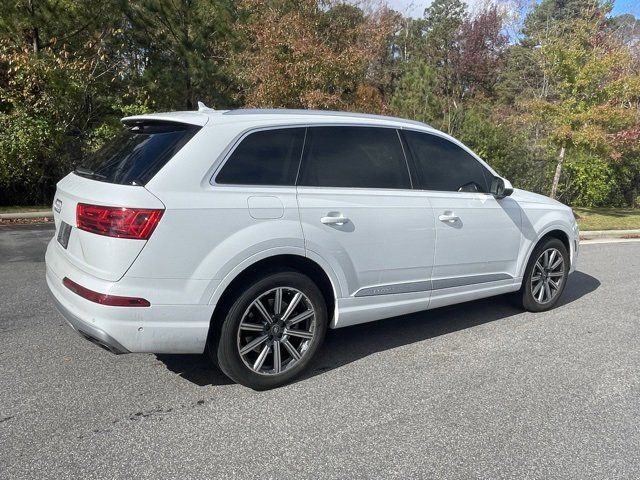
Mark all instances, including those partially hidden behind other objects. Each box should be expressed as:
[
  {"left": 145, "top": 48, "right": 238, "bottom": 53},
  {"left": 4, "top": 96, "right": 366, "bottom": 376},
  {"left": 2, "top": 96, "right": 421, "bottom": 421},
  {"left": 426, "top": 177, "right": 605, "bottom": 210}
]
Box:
[{"left": 354, "top": 273, "right": 513, "bottom": 297}]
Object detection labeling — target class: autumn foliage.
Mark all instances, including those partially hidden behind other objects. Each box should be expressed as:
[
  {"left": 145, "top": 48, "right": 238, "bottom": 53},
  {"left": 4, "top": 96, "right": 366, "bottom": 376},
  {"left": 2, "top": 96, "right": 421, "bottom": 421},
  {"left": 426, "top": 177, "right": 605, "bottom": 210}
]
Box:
[
  {"left": 237, "top": 0, "right": 395, "bottom": 111},
  {"left": 0, "top": 0, "right": 639, "bottom": 207}
]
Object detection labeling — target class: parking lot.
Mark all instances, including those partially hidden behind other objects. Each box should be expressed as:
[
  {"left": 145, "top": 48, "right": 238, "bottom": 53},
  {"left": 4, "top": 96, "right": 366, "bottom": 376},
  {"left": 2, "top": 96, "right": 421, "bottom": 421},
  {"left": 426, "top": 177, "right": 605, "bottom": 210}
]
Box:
[{"left": 1, "top": 224, "right": 639, "bottom": 479}]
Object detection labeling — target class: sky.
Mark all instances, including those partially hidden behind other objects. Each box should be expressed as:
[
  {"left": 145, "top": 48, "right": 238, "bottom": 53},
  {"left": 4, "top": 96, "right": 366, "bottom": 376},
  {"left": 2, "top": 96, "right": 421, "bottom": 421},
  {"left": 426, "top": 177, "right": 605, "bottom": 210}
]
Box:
[{"left": 385, "top": 0, "right": 640, "bottom": 18}]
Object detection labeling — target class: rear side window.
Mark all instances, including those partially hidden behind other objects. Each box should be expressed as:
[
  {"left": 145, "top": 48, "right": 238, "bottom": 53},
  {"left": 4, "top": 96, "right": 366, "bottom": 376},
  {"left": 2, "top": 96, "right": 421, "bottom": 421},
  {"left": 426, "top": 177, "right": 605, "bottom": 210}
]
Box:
[
  {"left": 403, "top": 131, "right": 490, "bottom": 193},
  {"left": 298, "top": 126, "right": 411, "bottom": 189},
  {"left": 216, "top": 128, "right": 305, "bottom": 185},
  {"left": 76, "top": 121, "right": 200, "bottom": 186}
]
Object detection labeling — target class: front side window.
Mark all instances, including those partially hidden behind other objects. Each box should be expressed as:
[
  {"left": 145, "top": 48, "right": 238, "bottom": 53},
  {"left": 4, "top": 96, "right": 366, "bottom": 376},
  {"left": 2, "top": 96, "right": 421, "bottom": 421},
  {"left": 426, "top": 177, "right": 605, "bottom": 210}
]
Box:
[
  {"left": 216, "top": 128, "right": 305, "bottom": 186},
  {"left": 403, "top": 131, "right": 490, "bottom": 193},
  {"left": 298, "top": 126, "right": 411, "bottom": 189}
]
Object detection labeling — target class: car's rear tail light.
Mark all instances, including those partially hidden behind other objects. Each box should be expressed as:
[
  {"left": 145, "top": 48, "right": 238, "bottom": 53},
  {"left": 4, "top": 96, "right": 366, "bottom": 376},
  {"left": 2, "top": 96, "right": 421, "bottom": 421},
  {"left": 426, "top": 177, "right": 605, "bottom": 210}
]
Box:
[
  {"left": 76, "top": 203, "right": 163, "bottom": 240},
  {"left": 63, "top": 277, "right": 150, "bottom": 307}
]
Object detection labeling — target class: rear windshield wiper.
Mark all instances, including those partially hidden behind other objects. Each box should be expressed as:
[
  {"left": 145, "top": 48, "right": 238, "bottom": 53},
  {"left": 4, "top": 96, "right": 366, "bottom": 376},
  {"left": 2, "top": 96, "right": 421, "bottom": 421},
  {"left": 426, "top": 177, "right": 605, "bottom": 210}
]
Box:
[{"left": 74, "top": 166, "right": 107, "bottom": 180}]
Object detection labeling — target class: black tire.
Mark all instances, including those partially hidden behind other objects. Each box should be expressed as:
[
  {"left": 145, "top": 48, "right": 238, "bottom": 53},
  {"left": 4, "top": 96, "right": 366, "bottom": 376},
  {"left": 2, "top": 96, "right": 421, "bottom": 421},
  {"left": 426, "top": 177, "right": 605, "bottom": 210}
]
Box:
[
  {"left": 209, "top": 270, "right": 327, "bottom": 390},
  {"left": 516, "top": 237, "right": 570, "bottom": 312}
]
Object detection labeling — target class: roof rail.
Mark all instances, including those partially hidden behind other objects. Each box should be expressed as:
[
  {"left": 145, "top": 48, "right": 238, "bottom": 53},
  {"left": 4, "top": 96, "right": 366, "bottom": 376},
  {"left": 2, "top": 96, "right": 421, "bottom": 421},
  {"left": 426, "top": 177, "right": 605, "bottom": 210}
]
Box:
[{"left": 223, "top": 108, "right": 431, "bottom": 128}]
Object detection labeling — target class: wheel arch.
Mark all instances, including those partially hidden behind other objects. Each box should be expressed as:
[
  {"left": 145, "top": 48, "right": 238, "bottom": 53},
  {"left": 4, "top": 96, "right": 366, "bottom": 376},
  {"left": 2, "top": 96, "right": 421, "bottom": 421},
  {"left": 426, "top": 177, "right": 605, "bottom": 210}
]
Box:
[
  {"left": 208, "top": 254, "right": 337, "bottom": 335},
  {"left": 541, "top": 229, "right": 571, "bottom": 253},
  {"left": 519, "top": 227, "right": 572, "bottom": 278}
]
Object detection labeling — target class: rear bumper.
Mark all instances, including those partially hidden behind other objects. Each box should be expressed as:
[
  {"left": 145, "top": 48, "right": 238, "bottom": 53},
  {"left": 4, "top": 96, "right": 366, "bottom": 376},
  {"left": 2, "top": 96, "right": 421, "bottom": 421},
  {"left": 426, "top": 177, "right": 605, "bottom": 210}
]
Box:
[
  {"left": 50, "top": 291, "right": 130, "bottom": 354},
  {"left": 45, "top": 239, "right": 214, "bottom": 354}
]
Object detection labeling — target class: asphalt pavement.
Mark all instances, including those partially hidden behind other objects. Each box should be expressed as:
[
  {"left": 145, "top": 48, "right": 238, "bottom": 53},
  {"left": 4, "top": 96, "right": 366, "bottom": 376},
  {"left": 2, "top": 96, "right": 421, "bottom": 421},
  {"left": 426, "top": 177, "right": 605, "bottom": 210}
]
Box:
[{"left": 1, "top": 224, "right": 639, "bottom": 479}]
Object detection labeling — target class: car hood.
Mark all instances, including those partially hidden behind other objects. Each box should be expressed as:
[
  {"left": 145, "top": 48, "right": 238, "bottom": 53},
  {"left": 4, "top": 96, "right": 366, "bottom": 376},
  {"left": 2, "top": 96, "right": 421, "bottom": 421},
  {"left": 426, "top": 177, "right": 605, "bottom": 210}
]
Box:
[{"left": 510, "top": 188, "right": 567, "bottom": 208}]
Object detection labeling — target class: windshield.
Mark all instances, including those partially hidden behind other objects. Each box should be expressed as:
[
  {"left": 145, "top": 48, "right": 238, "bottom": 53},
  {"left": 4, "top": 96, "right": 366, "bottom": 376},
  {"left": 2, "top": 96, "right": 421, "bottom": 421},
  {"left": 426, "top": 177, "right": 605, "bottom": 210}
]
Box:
[{"left": 75, "top": 121, "right": 200, "bottom": 185}]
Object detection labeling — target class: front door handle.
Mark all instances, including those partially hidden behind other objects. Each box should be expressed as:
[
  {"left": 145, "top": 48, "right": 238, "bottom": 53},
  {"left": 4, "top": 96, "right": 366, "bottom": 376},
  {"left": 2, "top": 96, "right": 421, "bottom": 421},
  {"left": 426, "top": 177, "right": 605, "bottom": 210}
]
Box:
[
  {"left": 438, "top": 211, "right": 459, "bottom": 223},
  {"left": 321, "top": 213, "right": 349, "bottom": 226}
]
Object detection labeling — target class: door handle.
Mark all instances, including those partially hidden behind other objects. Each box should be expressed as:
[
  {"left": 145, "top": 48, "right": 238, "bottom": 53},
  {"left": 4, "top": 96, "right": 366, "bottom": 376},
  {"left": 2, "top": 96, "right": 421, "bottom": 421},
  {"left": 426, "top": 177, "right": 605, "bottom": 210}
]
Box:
[
  {"left": 438, "top": 211, "right": 459, "bottom": 223},
  {"left": 321, "top": 213, "right": 349, "bottom": 226}
]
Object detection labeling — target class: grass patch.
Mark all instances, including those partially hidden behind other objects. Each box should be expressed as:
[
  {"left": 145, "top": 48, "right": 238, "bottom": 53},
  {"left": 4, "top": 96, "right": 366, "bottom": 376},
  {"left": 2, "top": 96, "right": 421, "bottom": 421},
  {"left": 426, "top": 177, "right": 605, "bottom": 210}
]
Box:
[
  {"left": 573, "top": 207, "right": 640, "bottom": 231},
  {"left": 0, "top": 205, "right": 50, "bottom": 214}
]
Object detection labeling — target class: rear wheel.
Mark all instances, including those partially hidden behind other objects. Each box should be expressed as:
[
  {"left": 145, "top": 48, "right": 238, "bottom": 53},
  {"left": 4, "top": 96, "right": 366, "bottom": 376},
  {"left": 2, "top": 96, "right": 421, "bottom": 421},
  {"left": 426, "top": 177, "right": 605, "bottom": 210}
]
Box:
[
  {"left": 517, "top": 238, "right": 569, "bottom": 312},
  {"left": 210, "top": 271, "right": 327, "bottom": 390}
]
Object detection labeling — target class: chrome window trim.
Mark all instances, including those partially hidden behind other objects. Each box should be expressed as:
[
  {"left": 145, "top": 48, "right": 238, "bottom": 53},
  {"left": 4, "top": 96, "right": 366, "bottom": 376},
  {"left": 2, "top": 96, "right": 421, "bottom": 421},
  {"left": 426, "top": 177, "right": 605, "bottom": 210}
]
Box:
[
  {"left": 207, "top": 121, "right": 498, "bottom": 196},
  {"left": 209, "top": 122, "right": 414, "bottom": 190}
]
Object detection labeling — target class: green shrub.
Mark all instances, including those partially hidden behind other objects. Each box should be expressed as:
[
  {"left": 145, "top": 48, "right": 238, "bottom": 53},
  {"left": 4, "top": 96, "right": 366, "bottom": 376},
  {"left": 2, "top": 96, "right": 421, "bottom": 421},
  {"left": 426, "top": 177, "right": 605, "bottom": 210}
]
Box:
[
  {"left": 0, "top": 113, "right": 70, "bottom": 205},
  {"left": 457, "top": 106, "right": 553, "bottom": 195},
  {"left": 560, "top": 150, "right": 616, "bottom": 207}
]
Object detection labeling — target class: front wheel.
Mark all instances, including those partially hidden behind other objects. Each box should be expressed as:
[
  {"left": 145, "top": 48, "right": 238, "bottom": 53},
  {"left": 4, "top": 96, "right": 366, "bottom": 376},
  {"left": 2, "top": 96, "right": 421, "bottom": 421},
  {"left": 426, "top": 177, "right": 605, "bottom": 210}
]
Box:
[
  {"left": 210, "top": 271, "right": 327, "bottom": 390},
  {"left": 517, "top": 238, "right": 570, "bottom": 312}
]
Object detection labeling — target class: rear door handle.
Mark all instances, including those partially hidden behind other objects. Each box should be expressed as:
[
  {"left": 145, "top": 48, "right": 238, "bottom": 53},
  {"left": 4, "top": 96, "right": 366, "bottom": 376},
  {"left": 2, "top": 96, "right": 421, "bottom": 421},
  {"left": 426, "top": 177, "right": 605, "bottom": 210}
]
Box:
[
  {"left": 321, "top": 213, "right": 349, "bottom": 226},
  {"left": 438, "top": 212, "right": 459, "bottom": 223}
]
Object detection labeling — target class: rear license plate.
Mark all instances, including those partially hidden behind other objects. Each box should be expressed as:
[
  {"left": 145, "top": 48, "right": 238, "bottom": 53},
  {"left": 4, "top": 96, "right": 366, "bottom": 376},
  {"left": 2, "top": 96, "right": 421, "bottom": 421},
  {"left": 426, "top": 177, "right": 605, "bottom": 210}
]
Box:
[{"left": 57, "top": 221, "right": 72, "bottom": 249}]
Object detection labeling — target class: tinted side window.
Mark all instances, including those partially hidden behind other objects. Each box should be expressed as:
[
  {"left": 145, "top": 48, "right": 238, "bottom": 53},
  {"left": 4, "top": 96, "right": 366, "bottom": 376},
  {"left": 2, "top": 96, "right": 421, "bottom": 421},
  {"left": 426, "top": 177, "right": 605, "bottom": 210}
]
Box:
[
  {"left": 403, "top": 131, "right": 490, "bottom": 193},
  {"left": 299, "top": 126, "right": 411, "bottom": 189},
  {"left": 216, "top": 128, "right": 305, "bottom": 185}
]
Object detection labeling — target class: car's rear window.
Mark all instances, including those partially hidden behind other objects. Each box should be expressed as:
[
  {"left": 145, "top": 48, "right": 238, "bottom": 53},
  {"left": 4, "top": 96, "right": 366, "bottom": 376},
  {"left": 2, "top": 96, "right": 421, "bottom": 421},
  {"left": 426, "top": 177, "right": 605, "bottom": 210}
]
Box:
[{"left": 75, "top": 121, "right": 200, "bottom": 186}]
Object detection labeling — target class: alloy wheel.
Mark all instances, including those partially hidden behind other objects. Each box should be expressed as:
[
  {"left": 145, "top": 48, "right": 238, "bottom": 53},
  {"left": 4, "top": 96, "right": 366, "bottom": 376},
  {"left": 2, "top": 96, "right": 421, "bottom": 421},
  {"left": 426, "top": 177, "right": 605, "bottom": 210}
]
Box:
[
  {"left": 530, "top": 247, "right": 565, "bottom": 304},
  {"left": 236, "top": 287, "right": 317, "bottom": 375}
]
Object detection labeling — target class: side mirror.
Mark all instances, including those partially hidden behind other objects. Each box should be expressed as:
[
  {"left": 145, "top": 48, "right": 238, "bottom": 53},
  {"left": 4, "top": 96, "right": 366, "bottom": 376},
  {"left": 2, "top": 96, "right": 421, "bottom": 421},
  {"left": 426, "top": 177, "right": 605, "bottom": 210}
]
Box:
[{"left": 490, "top": 176, "right": 514, "bottom": 199}]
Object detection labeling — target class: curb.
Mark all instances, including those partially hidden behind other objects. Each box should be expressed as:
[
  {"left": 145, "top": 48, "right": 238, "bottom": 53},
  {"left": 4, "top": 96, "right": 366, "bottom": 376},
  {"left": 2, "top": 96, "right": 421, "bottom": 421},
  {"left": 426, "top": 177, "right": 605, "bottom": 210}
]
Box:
[
  {"left": 0, "top": 211, "right": 53, "bottom": 220},
  {"left": 579, "top": 229, "right": 640, "bottom": 240}
]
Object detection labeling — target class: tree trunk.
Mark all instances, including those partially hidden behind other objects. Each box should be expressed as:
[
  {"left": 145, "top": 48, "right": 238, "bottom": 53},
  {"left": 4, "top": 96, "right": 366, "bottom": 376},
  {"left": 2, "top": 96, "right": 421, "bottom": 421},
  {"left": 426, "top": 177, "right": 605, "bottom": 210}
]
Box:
[
  {"left": 184, "top": 54, "right": 193, "bottom": 110},
  {"left": 185, "top": 70, "right": 193, "bottom": 110},
  {"left": 27, "top": 1, "right": 40, "bottom": 53},
  {"left": 550, "top": 144, "right": 565, "bottom": 200},
  {"left": 32, "top": 27, "right": 40, "bottom": 53}
]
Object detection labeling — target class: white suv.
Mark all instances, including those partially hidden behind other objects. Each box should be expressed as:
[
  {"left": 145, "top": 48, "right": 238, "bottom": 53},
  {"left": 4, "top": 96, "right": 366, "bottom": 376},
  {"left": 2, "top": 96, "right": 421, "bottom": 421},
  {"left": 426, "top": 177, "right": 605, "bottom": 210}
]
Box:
[{"left": 46, "top": 107, "right": 579, "bottom": 389}]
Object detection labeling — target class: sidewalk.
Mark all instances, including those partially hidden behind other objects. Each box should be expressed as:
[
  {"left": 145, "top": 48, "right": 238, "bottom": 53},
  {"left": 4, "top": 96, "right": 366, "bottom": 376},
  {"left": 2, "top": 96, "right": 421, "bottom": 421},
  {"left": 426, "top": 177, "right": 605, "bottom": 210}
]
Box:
[{"left": 0, "top": 210, "right": 53, "bottom": 220}]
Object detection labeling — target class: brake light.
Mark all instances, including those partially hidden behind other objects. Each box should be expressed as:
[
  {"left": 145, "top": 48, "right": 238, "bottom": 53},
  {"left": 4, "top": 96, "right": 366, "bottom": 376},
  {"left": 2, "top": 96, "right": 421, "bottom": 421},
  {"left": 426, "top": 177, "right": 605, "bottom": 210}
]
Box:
[
  {"left": 63, "top": 277, "right": 150, "bottom": 307},
  {"left": 76, "top": 204, "right": 163, "bottom": 240}
]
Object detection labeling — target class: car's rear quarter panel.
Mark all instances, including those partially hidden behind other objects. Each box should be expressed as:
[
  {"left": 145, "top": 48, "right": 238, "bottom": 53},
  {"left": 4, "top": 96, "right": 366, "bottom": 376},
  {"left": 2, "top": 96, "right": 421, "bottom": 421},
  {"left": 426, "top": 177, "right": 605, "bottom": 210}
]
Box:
[{"left": 138, "top": 122, "right": 306, "bottom": 308}]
